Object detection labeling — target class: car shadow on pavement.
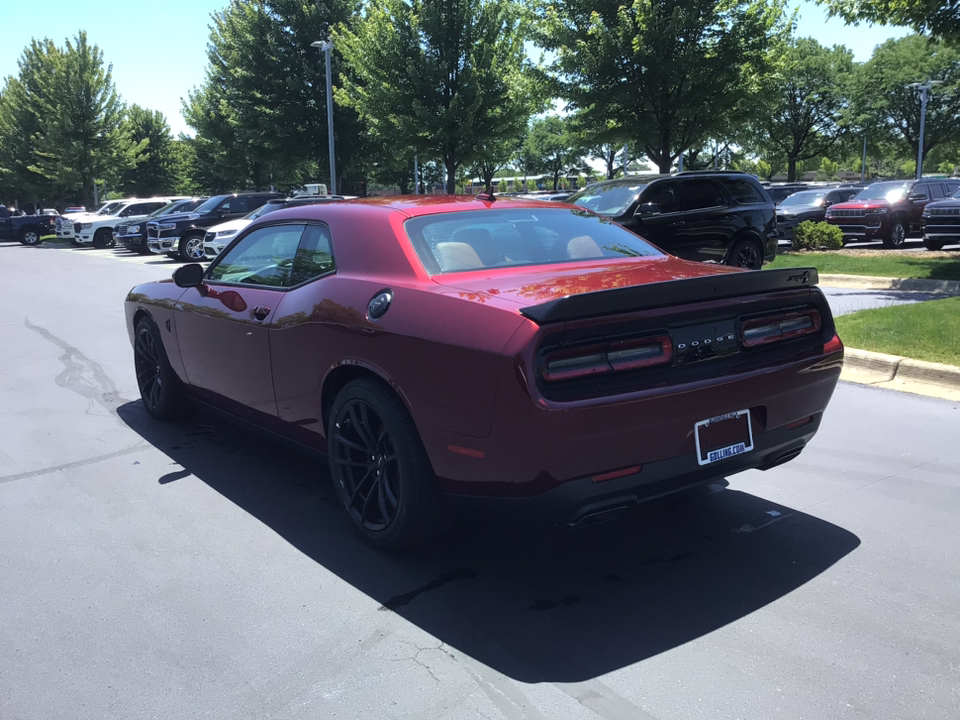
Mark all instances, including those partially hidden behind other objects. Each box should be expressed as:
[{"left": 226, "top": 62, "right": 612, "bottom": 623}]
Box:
[{"left": 118, "top": 400, "right": 860, "bottom": 684}]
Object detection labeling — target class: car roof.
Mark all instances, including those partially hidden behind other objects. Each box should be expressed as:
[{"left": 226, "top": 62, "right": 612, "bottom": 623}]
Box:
[{"left": 277, "top": 194, "right": 587, "bottom": 218}]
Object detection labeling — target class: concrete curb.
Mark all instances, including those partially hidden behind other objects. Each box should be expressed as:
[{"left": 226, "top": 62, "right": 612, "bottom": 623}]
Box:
[
  {"left": 820, "top": 273, "right": 960, "bottom": 294},
  {"left": 841, "top": 348, "right": 960, "bottom": 402}
]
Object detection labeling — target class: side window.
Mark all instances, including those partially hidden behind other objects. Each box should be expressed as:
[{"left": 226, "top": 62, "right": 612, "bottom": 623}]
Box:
[
  {"left": 290, "top": 225, "right": 335, "bottom": 285},
  {"left": 682, "top": 179, "right": 726, "bottom": 210},
  {"left": 719, "top": 178, "right": 762, "bottom": 204},
  {"left": 840, "top": 189, "right": 859, "bottom": 201},
  {"left": 643, "top": 181, "right": 681, "bottom": 213},
  {"left": 945, "top": 181, "right": 960, "bottom": 197},
  {"left": 207, "top": 224, "right": 306, "bottom": 287},
  {"left": 927, "top": 183, "right": 945, "bottom": 200}
]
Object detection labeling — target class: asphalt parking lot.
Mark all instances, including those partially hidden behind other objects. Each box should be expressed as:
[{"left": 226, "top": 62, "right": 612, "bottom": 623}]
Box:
[{"left": 2, "top": 240, "right": 959, "bottom": 720}]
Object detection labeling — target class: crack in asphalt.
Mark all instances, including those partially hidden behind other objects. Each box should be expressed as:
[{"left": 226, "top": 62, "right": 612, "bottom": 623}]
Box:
[
  {"left": 24, "top": 318, "right": 132, "bottom": 416},
  {"left": 0, "top": 443, "right": 147, "bottom": 484}
]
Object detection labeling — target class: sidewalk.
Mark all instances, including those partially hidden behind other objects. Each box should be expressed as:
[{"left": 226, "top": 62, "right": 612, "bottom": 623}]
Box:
[{"left": 821, "top": 273, "right": 960, "bottom": 402}]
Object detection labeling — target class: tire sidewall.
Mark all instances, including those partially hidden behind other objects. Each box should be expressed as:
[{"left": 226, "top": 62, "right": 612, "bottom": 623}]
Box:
[
  {"left": 727, "top": 237, "right": 763, "bottom": 270},
  {"left": 884, "top": 218, "right": 906, "bottom": 248},
  {"left": 134, "top": 315, "right": 187, "bottom": 420},
  {"left": 327, "top": 378, "right": 440, "bottom": 549},
  {"left": 179, "top": 233, "right": 205, "bottom": 262},
  {"left": 19, "top": 228, "right": 41, "bottom": 246}
]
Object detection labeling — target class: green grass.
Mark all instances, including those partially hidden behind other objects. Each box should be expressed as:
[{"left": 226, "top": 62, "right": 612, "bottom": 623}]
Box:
[
  {"left": 768, "top": 252, "right": 960, "bottom": 281},
  {"left": 835, "top": 296, "right": 960, "bottom": 366}
]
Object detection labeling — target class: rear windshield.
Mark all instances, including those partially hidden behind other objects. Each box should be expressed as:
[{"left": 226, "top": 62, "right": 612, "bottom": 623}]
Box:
[
  {"left": 779, "top": 191, "right": 827, "bottom": 207},
  {"left": 567, "top": 182, "right": 651, "bottom": 216},
  {"left": 404, "top": 208, "right": 663, "bottom": 274}
]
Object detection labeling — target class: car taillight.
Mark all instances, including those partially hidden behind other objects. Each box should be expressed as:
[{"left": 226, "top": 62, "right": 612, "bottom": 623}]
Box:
[
  {"left": 741, "top": 309, "right": 822, "bottom": 348},
  {"left": 543, "top": 335, "right": 672, "bottom": 381}
]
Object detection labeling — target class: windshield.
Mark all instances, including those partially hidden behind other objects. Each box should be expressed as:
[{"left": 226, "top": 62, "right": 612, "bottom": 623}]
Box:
[
  {"left": 194, "top": 195, "right": 231, "bottom": 214},
  {"left": 244, "top": 201, "right": 286, "bottom": 220},
  {"left": 854, "top": 182, "right": 911, "bottom": 201},
  {"left": 157, "top": 198, "right": 205, "bottom": 217},
  {"left": 779, "top": 191, "right": 827, "bottom": 208},
  {"left": 405, "top": 207, "right": 662, "bottom": 274},
  {"left": 96, "top": 202, "right": 124, "bottom": 216},
  {"left": 568, "top": 182, "right": 650, "bottom": 216}
]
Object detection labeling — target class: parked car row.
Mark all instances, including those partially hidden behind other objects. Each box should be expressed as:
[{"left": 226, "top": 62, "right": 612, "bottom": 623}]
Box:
[{"left": 0, "top": 205, "right": 56, "bottom": 245}]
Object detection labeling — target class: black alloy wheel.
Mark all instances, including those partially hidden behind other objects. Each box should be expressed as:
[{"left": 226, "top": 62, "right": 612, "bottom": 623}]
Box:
[
  {"left": 134, "top": 316, "right": 187, "bottom": 420},
  {"left": 328, "top": 378, "right": 445, "bottom": 549},
  {"left": 19, "top": 228, "right": 41, "bottom": 246},
  {"left": 726, "top": 238, "right": 763, "bottom": 270},
  {"left": 93, "top": 228, "right": 114, "bottom": 248},
  {"left": 883, "top": 219, "right": 906, "bottom": 248}
]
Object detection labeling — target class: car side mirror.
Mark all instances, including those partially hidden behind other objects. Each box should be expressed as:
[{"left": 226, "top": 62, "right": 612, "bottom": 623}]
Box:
[
  {"left": 636, "top": 202, "right": 661, "bottom": 216},
  {"left": 173, "top": 264, "right": 205, "bottom": 289},
  {"left": 909, "top": 193, "right": 927, "bottom": 201}
]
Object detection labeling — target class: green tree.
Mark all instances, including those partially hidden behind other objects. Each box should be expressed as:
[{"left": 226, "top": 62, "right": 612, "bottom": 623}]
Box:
[
  {"left": 335, "top": 0, "right": 535, "bottom": 193},
  {"left": 35, "top": 32, "right": 140, "bottom": 206},
  {"left": 852, "top": 35, "right": 960, "bottom": 176},
  {"left": 119, "top": 105, "right": 177, "bottom": 196},
  {"left": 535, "top": 0, "right": 790, "bottom": 173},
  {"left": 524, "top": 115, "right": 587, "bottom": 190},
  {"left": 746, "top": 38, "right": 854, "bottom": 181},
  {"left": 817, "top": 0, "right": 960, "bottom": 46},
  {"left": 0, "top": 39, "right": 62, "bottom": 207}
]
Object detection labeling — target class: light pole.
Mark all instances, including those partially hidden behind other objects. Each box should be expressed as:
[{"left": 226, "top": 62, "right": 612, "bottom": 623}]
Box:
[
  {"left": 906, "top": 80, "right": 942, "bottom": 180},
  {"left": 311, "top": 38, "right": 337, "bottom": 194}
]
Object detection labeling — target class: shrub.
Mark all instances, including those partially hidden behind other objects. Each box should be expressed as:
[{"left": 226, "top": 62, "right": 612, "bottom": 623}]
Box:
[{"left": 793, "top": 221, "right": 843, "bottom": 251}]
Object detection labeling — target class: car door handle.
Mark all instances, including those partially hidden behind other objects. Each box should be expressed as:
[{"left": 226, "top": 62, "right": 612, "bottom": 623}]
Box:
[
  {"left": 252, "top": 305, "right": 271, "bottom": 321},
  {"left": 669, "top": 220, "right": 686, "bottom": 227}
]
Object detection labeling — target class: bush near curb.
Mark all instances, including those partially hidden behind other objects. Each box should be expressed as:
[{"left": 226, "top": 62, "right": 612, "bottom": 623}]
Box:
[{"left": 793, "top": 221, "right": 844, "bottom": 251}]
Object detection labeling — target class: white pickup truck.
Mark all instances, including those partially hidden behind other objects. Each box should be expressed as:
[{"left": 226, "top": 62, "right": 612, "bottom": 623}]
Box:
[{"left": 58, "top": 197, "right": 184, "bottom": 247}]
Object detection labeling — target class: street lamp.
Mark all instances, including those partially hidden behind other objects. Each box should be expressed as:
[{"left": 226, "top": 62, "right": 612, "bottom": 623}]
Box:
[
  {"left": 906, "top": 80, "right": 942, "bottom": 180},
  {"left": 311, "top": 38, "right": 337, "bottom": 194}
]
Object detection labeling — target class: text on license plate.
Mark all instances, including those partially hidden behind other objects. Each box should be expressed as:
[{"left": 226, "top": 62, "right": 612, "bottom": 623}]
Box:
[{"left": 694, "top": 410, "right": 754, "bottom": 466}]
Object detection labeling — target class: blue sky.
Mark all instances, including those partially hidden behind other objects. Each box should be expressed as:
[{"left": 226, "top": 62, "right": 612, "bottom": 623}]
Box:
[{"left": 1, "top": 0, "right": 912, "bottom": 138}]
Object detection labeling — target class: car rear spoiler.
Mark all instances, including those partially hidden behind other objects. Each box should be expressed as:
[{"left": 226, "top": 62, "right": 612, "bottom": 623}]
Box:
[{"left": 519, "top": 267, "right": 819, "bottom": 324}]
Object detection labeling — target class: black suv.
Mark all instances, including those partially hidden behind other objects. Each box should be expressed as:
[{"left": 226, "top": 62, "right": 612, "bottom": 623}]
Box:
[
  {"left": 567, "top": 172, "right": 777, "bottom": 269},
  {"left": 115, "top": 197, "right": 208, "bottom": 254},
  {"left": 146, "top": 192, "right": 284, "bottom": 260},
  {"left": 921, "top": 184, "right": 960, "bottom": 250}
]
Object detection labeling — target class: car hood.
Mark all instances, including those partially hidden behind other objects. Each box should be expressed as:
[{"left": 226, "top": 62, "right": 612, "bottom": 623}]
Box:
[
  {"left": 828, "top": 200, "right": 890, "bottom": 210},
  {"left": 153, "top": 212, "right": 200, "bottom": 224},
  {"left": 429, "top": 255, "right": 745, "bottom": 307},
  {"left": 206, "top": 218, "right": 251, "bottom": 235},
  {"left": 924, "top": 199, "right": 960, "bottom": 209},
  {"left": 777, "top": 206, "right": 822, "bottom": 215}
]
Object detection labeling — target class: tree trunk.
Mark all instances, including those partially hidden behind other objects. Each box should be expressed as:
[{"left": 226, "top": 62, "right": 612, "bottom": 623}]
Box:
[
  {"left": 482, "top": 167, "right": 496, "bottom": 191},
  {"left": 445, "top": 156, "right": 457, "bottom": 194},
  {"left": 787, "top": 155, "right": 797, "bottom": 182}
]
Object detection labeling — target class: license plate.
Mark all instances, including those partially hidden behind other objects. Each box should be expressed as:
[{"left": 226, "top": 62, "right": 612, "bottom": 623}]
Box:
[{"left": 694, "top": 410, "right": 754, "bottom": 466}]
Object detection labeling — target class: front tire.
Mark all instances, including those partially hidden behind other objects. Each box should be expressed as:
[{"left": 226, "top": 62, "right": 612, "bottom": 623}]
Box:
[
  {"left": 725, "top": 237, "right": 764, "bottom": 269},
  {"left": 882, "top": 218, "right": 907, "bottom": 248},
  {"left": 327, "top": 378, "right": 445, "bottom": 550},
  {"left": 922, "top": 236, "right": 946, "bottom": 251},
  {"left": 18, "top": 228, "right": 41, "bottom": 246},
  {"left": 179, "top": 233, "right": 206, "bottom": 262},
  {"left": 93, "top": 228, "right": 114, "bottom": 248},
  {"left": 134, "top": 316, "right": 188, "bottom": 420}
]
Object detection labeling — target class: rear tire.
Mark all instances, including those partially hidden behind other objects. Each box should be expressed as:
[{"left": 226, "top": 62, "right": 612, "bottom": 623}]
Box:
[
  {"left": 922, "top": 236, "right": 946, "bottom": 251},
  {"left": 725, "top": 237, "right": 764, "bottom": 270},
  {"left": 882, "top": 218, "right": 907, "bottom": 248},
  {"left": 327, "top": 378, "right": 446, "bottom": 550},
  {"left": 134, "top": 315, "right": 189, "bottom": 420}
]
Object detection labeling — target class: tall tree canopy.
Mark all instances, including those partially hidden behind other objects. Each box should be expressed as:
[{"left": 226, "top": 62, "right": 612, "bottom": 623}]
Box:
[
  {"left": 746, "top": 37, "right": 855, "bottom": 181},
  {"left": 187, "top": 0, "right": 366, "bottom": 193},
  {"left": 335, "top": 0, "right": 536, "bottom": 192},
  {"left": 852, "top": 35, "right": 960, "bottom": 174},
  {"left": 817, "top": 0, "right": 960, "bottom": 46},
  {"left": 534, "top": 0, "right": 790, "bottom": 173},
  {"left": 0, "top": 32, "right": 139, "bottom": 207},
  {"left": 119, "top": 106, "right": 177, "bottom": 196},
  {"left": 524, "top": 115, "right": 587, "bottom": 190}
]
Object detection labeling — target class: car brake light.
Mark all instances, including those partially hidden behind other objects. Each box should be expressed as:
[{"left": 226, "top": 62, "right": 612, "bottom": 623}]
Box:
[
  {"left": 742, "top": 309, "right": 822, "bottom": 348},
  {"left": 543, "top": 335, "right": 672, "bottom": 381}
]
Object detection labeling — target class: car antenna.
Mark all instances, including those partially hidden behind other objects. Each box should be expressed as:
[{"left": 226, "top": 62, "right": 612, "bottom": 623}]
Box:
[{"left": 475, "top": 186, "right": 496, "bottom": 203}]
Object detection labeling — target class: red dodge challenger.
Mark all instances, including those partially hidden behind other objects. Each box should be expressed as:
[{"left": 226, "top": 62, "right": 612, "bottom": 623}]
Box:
[{"left": 125, "top": 195, "right": 843, "bottom": 548}]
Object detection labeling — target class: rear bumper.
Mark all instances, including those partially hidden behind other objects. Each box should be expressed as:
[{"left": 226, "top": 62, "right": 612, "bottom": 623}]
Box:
[
  {"left": 424, "top": 339, "right": 844, "bottom": 520},
  {"left": 447, "top": 417, "right": 820, "bottom": 526}
]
